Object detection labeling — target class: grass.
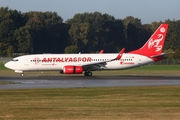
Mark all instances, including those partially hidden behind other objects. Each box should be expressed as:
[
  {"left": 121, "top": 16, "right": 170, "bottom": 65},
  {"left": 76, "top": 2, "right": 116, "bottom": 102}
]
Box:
[
  {"left": 0, "top": 81, "right": 16, "bottom": 84},
  {"left": 0, "top": 62, "right": 180, "bottom": 119},
  {"left": 0, "top": 86, "right": 180, "bottom": 119},
  {"left": 98, "top": 65, "right": 180, "bottom": 76},
  {"left": 0, "top": 62, "right": 7, "bottom": 70}
]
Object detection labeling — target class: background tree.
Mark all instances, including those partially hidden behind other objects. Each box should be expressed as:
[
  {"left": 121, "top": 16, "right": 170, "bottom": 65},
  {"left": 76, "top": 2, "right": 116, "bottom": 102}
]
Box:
[
  {"left": 7, "top": 45, "right": 14, "bottom": 57},
  {"left": 23, "top": 11, "right": 68, "bottom": 53},
  {"left": 123, "top": 16, "right": 152, "bottom": 52},
  {"left": 0, "top": 43, "right": 7, "bottom": 56},
  {"left": 0, "top": 7, "right": 179, "bottom": 59},
  {"left": 67, "top": 12, "right": 123, "bottom": 52},
  {"left": 64, "top": 45, "right": 79, "bottom": 53},
  {"left": 14, "top": 26, "right": 33, "bottom": 53}
]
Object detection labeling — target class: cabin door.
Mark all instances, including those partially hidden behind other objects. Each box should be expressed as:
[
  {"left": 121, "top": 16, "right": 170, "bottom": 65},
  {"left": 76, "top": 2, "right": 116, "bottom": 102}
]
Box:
[
  {"left": 138, "top": 58, "right": 141, "bottom": 65},
  {"left": 24, "top": 57, "right": 29, "bottom": 66}
]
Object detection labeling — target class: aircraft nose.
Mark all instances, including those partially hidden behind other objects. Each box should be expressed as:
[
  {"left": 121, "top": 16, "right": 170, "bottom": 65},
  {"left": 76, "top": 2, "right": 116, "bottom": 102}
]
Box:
[{"left": 4, "top": 62, "right": 11, "bottom": 69}]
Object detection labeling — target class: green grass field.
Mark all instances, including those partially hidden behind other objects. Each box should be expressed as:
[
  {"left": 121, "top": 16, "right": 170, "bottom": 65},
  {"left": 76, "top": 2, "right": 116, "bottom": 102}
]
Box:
[
  {"left": 0, "top": 62, "right": 7, "bottom": 70},
  {"left": 0, "top": 86, "right": 180, "bottom": 119}
]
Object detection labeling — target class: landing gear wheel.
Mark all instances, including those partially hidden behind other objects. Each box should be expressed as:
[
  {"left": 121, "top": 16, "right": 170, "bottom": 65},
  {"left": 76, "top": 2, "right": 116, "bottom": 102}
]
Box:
[
  {"left": 84, "top": 71, "right": 92, "bottom": 76},
  {"left": 84, "top": 72, "right": 87, "bottom": 76},
  {"left": 20, "top": 73, "right": 24, "bottom": 76},
  {"left": 88, "top": 71, "right": 92, "bottom": 76}
]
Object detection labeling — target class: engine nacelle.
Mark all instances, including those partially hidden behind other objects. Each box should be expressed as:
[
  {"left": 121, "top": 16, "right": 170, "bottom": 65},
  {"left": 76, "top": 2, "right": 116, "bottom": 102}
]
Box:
[{"left": 61, "top": 66, "right": 83, "bottom": 74}]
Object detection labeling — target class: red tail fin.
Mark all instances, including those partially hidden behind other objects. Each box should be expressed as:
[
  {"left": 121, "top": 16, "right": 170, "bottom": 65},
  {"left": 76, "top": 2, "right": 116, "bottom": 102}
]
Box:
[{"left": 129, "top": 24, "right": 168, "bottom": 57}]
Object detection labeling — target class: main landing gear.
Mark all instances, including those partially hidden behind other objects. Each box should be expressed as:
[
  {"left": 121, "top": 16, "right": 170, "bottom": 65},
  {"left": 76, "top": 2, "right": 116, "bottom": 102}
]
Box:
[{"left": 84, "top": 71, "right": 92, "bottom": 76}]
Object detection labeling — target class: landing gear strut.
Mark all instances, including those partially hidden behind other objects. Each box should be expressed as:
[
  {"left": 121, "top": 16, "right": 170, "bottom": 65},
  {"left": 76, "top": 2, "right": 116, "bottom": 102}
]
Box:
[{"left": 84, "top": 71, "right": 92, "bottom": 76}]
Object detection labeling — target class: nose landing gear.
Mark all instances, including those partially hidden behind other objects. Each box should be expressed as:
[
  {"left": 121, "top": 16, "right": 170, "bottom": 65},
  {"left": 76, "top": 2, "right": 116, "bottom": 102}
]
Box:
[
  {"left": 14, "top": 70, "right": 24, "bottom": 76},
  {"left": 21, "top": 73, "right": 24, "bottom": 76}
]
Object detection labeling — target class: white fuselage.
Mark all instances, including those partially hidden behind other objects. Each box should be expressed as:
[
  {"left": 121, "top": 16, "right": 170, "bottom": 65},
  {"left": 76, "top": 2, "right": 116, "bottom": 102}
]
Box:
[{"left": 5, "top": 53, "right": 154, "bottom": 73}]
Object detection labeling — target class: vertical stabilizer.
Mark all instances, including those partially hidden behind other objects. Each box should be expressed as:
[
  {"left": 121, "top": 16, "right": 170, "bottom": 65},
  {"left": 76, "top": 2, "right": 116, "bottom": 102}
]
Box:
[{"left": 129, "top": 24, "right": 168, "bottom": 57}]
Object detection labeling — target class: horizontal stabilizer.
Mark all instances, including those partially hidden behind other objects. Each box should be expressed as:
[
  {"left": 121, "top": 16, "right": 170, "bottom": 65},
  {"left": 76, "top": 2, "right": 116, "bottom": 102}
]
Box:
[{"left": 150, "top": 52, "right": 174, "bottom": 58}]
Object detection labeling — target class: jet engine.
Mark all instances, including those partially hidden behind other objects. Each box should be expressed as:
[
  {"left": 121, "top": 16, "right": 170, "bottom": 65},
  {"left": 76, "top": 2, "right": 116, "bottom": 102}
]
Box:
[{"left": 60, "top": 66, "right": 83, "bottom": 74}]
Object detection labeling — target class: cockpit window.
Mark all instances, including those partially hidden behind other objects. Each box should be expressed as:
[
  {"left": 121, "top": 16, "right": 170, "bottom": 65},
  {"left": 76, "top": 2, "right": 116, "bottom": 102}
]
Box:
[{"left": 12, "top": 59, "right": 19, "bottom": 62}]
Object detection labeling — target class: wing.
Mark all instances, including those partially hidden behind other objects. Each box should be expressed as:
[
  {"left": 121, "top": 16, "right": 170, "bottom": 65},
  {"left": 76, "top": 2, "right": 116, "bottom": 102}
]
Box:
[{"left": 81, "top": 48, "right": 125, "bottom": 71}]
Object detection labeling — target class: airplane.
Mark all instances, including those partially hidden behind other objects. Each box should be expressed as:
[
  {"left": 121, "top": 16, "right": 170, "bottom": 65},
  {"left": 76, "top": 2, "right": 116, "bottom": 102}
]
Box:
[{"left": 5, "top": 23, "right": 169, "bottom": 76}]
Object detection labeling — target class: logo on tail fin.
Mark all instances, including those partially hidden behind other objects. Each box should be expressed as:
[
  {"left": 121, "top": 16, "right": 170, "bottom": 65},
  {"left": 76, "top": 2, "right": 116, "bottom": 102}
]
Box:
[
  {"left": 148, "top": 26, "right": 166, "bottom": 52},
  {"left": 128, "top": 24, "right": 168, "bottom": 57}
]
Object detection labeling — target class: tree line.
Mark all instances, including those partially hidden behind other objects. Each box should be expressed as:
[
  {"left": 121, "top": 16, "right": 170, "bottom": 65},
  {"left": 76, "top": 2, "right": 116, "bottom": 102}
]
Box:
[{"left": 0, "top": 7, "right": 180, "bottom": 59}]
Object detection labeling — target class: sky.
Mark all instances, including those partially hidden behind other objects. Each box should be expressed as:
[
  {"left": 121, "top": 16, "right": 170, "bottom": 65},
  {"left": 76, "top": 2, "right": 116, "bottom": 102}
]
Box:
[{"left": 1, "top": 0, "right": 180, "bottom": 24}]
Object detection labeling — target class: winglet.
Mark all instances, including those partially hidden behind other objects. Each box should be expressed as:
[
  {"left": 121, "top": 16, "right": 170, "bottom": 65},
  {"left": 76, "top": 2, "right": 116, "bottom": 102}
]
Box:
[
  {"left": 115, "top": 48, "right": 125, "bottom": 60},
  {"left": 99, "top": 50, "right": 104, "bottom": 54}
]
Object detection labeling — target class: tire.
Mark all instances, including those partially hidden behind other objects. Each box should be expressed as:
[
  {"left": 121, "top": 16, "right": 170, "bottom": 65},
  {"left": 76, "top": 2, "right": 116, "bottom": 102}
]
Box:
[{"left": 84, "top": 71, "right": 92, "bottom": 76}]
